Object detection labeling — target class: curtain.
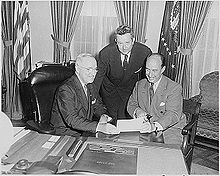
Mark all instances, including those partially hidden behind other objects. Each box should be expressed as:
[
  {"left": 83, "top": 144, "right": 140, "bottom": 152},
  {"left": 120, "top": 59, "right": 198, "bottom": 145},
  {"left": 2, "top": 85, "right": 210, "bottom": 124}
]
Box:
[
  {"left": 1, "top": 1, "right": 14, "bottom": 114},
  {"left": 114, "top": 1, "right": 149, "bottom": 43},
  {"left": 2, "top": 1, "right": 32, "bottom": 119},
  {"left": 158, "top": 1, "right": 181, "bottom": 81},
  {"left": 176, "top": 1, "right": 213, "bottom": 98},
  {"left": 192, "top": 1, "right": 219, "bottom": 96},
  {"left": 70, "top": 1, "right": 118, "bottom": 59},
  {"left": 50, "top": 1, "right": 84, "bottom": 63}
]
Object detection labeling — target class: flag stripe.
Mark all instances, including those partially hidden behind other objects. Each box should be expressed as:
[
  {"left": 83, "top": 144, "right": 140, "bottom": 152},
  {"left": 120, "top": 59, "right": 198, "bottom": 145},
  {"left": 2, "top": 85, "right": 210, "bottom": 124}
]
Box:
[{"left": 13, "top": 1, "right": 31, "bottom": 80}]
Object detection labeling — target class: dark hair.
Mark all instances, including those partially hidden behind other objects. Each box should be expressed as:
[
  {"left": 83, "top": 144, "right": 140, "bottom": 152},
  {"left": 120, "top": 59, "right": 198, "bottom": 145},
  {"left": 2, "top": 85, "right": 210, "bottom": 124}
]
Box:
[{"left": 115, "top": 24, "right": 134, "bottom": 38}]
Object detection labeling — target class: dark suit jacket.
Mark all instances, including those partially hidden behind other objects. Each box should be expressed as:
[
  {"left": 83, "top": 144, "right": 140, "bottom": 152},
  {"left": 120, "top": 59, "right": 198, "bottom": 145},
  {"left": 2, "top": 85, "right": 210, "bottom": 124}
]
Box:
[
  {"left": 94, "top": 42, "right": 152, "bottom": 119},
  {"left": 50, "top": 74, "right": 107, "bottom": 136}
]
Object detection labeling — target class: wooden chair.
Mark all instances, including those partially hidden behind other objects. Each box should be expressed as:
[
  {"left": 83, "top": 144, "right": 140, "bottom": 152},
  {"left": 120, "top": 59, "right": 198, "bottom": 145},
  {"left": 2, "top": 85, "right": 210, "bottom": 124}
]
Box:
[{"left": 181, "top": 99, "right": 201, "bottom": 174}]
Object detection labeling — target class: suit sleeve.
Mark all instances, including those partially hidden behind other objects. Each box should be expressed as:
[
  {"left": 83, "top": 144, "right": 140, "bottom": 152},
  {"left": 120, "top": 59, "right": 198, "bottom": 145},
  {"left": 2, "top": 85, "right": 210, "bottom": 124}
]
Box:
[
  {"left": 94, "top": 50, "right": 107, "bottom": 91},
  {"left": 157, "top": 84, "right": 183, "bottom": 129},
  {"left": 127, "top": 82, "right": 139, "bottom": 116},
  {"left": 56, "top": 85, "right": 98, "bottom": 133}
]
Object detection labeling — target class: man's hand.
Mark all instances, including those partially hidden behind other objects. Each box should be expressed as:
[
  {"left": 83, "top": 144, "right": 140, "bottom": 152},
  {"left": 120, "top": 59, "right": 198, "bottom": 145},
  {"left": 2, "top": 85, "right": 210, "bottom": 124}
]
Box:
[
  {"left": 135, "top": 108, "right": 148, "bottom": 118},
  {"left": 99, "top": 114, "right": 112, "bottom": 124},
  {"left": 96, "top": 123, "right": 120, "bottom": 134},
  {"left": 140, "top": 121, "right": 156, "bottom": 133}
]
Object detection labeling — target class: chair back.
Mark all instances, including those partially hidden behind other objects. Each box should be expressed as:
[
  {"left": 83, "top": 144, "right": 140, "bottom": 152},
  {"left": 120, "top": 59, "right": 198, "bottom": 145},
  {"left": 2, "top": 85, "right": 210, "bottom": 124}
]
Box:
[
  {"left": 28, "top": 65, "right": 75, "bottom": 125},
  {"left": 199, "top": 71, "right": 219, "bottom": 110}
]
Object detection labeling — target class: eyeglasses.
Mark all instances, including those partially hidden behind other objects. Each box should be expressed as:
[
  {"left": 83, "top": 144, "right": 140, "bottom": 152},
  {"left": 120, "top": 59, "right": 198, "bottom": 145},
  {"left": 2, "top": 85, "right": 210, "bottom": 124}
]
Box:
[{"left": 77, "top": 65, "right": 98, "bottom": 73}]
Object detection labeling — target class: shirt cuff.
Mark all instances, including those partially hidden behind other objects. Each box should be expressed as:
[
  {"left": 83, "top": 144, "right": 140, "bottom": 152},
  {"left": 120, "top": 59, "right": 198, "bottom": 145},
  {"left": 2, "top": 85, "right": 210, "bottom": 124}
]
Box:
[
  {"left": 133, "top": 108, "right": 137, "bottom": 118},
  {"left": 133, "top": 107, "right": 141, "bottom": 118},
  {"left": 153, "top": 122, "right": 163, "bottom": 131}
]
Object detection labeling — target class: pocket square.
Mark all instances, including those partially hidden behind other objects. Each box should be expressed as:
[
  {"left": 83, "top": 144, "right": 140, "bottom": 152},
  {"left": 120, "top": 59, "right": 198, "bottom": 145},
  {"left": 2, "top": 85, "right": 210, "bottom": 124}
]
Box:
[
  {"left": 159, "top": 102, "right": 165, "bottom": 106},
  {"left": 92, "top": 98, "right": 96, "bottom": 104}
]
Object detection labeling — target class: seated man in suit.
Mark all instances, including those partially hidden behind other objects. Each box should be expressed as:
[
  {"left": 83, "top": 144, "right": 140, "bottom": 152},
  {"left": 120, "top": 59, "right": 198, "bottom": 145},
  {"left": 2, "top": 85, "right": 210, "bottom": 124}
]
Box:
[
  {"left": 50, "top": 53, "right": 119, "bottom": 137},
  {"left": 127, "top": 53, "right": 186, "bottom": 145}
]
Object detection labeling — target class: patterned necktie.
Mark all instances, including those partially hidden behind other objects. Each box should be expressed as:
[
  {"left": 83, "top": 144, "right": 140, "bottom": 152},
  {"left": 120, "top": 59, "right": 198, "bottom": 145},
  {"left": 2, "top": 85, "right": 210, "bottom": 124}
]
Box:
[
  {"left": 86, "top": 84, "right": 91, "bottom": 119},
  {"left": 149, "top": 83, "right": 154, "bottom": 105},
  {"left": 123, "top": 54, "right": 128, "bottom": 71}
]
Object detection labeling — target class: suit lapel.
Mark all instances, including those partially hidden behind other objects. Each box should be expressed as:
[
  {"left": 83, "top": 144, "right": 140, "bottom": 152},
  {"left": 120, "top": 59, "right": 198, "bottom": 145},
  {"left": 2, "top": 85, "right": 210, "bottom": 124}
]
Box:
[
  {"left": 121, "top": 43, "right": 142, "bottom": 81},
  {"left": 73, "top": 75, "right": 88, "bottom": 111},
  {"left": 150, "top": 75, "right": 167, "bottom": 111}
]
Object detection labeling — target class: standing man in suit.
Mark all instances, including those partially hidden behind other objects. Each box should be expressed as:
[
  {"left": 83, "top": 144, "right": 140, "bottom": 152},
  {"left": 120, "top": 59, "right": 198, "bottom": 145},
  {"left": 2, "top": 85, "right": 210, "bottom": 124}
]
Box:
[
  {"left": 50, "top": 53, "right": 119, "bottom": 137},
  {"left": 94, "top": 25, "right": 152, "bottom": 125},
  {"left": 127, "top": 53, "right": 186, "bottom": 145}
]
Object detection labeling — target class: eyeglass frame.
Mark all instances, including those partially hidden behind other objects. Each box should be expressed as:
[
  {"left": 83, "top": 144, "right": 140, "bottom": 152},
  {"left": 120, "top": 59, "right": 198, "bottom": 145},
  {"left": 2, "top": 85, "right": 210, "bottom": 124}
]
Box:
[{"left": 77, "top": 64, "right": 98, "bottom": 73}]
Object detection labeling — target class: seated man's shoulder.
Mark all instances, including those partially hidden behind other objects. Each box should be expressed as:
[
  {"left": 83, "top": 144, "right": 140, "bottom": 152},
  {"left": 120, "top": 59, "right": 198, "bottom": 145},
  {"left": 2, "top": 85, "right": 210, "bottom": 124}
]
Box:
[
  {"left": 164, "top": 76, "right": 182, "bottom": 90},
  {"left": 134, "top": 42, "right": 151, "bottom": 51},
  {"left": 57, "top": 76, "right": 75, "bottom": 91}
]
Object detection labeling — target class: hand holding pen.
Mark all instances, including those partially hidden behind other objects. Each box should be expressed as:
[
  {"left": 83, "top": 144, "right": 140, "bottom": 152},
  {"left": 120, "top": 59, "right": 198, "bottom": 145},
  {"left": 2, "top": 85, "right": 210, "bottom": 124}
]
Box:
[{"left": 141, "top": 114, "right": 158, "bottom": 133}]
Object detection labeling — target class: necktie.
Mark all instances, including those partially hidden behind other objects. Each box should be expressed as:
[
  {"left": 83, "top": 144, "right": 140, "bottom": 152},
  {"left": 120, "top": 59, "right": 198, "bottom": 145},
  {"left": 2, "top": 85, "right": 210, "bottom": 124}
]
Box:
[
  {"left": 149, "top": 83, "right": 154, "bottom": 105},
  {"left": 123, "top": 54, "right": 128, "bottom": 71},
  {"left": 84, "top": 85, "right": 88, "bottom": 98},
  {"left": 86, "top": 84, "right": 91, "bottom": 120}
]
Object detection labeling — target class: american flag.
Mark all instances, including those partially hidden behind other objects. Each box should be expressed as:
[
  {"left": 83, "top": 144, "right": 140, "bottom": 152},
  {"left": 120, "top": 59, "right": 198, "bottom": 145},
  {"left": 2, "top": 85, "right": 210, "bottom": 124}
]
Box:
[
  {"left": 13, "top": 1, "right": 31, "bottom": 80},
  {"left": 158, "top": 1, "right": 180, "bottom": 81}
]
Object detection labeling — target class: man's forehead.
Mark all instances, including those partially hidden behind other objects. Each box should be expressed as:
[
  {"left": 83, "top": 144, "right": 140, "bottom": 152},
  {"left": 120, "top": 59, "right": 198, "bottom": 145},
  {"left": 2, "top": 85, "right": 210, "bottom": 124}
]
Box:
[
  {"left": 116, "top": 33, "right": 132, "bottom": 40},
  {"left": 81, "top": 57, "right": 96, "bottom": 65},
  {"left": 146, "top": 56, "right": 162, "bottom": 65}
]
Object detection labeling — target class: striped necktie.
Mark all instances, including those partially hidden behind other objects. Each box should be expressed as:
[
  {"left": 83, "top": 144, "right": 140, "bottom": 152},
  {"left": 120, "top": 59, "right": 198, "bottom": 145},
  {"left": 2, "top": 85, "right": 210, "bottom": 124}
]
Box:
[
  {"left": 123, "top": 54, "right": 128, "bottom": 71},
  {"left": 149, "top": 83, "right": 154, "bottom": 105}
]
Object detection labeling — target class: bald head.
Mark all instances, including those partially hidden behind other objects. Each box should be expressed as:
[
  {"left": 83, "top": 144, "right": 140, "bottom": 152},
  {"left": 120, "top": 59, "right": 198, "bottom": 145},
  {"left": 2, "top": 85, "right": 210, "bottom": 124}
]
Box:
[{"left": 145, "top": 53, "right": 166, "bottom": 84}]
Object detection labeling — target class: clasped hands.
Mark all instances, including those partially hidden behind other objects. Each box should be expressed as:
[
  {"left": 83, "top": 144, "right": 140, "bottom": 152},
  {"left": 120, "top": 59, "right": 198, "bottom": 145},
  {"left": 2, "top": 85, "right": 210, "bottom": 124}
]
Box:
[{"left": 96, "top": 114, "right": 120, "bottom": 134}]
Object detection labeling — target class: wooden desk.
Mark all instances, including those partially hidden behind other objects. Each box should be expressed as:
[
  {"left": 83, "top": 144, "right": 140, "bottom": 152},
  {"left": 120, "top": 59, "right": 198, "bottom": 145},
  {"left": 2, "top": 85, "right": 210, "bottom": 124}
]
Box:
[{"left": 2, "top": 129, "right": 188, "bottom": 175}]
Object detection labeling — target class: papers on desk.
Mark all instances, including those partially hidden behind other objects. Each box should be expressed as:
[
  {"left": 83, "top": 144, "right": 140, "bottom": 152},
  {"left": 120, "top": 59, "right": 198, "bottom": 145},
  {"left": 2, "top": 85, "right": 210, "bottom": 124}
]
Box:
[
  {"left": 12, "top": 127, "right": 31, "bottom": 145},
  {"left": 117, "top": 118, "right": 143, "bottom": 132}
]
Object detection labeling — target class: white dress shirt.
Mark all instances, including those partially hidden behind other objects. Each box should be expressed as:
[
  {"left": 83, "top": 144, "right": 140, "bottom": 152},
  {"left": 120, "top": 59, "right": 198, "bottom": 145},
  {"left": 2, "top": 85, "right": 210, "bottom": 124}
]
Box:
[{"left": 120, "top": 52, "right": 131, "bottom": 67}]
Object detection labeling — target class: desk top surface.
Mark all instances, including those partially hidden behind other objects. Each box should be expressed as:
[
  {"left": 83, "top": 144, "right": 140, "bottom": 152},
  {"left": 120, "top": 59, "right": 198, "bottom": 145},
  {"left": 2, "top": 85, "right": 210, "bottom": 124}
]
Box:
[{"left": 2, "top": 128, "right": 188, "bottom": 175}]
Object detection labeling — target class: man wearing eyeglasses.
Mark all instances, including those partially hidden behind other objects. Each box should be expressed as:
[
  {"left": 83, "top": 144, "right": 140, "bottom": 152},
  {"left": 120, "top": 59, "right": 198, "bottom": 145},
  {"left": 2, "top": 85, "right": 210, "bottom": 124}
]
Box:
[
  {"left": 94, "top": 25, "right": 152, "bottom": 125},
  {"left": 50, "top": 53, "right": 120, "bottom": 137}
]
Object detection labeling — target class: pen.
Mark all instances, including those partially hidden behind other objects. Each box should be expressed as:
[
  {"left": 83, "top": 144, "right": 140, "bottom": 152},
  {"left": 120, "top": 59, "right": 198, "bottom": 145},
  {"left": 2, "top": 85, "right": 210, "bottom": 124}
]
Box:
[{"left": 143, "top": 114, "right": 152, "bottom": 123}]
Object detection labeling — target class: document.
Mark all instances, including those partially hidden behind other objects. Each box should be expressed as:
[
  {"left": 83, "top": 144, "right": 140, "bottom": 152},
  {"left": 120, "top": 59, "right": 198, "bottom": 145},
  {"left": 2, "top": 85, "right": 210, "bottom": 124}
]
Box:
[{"left": 117, "top": 118, "right": 144, "bottom": 132}]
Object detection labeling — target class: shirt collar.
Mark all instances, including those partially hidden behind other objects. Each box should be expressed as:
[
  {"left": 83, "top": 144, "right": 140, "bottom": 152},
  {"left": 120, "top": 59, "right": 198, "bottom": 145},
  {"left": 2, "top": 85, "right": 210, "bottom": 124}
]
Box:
[
  {"left": 153, "top": 75, "right": 162, "bottom": 92},
  {"left": 121, "top": 52, "right": 131, "bottom": 59}
]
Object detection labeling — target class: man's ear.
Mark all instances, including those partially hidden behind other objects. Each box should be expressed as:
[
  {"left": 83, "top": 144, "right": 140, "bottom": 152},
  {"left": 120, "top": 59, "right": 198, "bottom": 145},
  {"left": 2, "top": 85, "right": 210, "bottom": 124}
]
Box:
[
  {"left": 132, "top": 37, "right": 135, "bottom": 44},
  {"left": 161, "top": 66, "right": 166, "bottom": 74}
]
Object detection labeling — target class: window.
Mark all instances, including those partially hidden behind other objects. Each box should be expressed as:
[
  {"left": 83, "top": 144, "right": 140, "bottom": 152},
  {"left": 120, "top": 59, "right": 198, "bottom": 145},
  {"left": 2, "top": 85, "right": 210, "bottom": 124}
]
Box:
[{"left": 70, "top": 1, "right": 119, "bottom": 59}]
